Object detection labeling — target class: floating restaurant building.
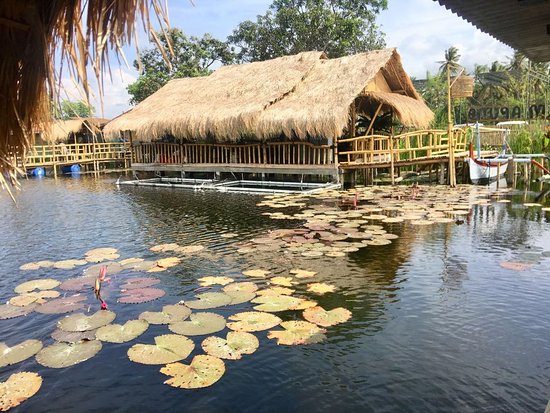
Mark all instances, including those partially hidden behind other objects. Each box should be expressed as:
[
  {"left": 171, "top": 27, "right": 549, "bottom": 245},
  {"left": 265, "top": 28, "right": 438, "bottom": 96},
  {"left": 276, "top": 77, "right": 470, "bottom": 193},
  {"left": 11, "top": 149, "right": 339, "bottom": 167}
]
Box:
[{"left": 105, "top": 48, "right": 452, "bottom": 183}]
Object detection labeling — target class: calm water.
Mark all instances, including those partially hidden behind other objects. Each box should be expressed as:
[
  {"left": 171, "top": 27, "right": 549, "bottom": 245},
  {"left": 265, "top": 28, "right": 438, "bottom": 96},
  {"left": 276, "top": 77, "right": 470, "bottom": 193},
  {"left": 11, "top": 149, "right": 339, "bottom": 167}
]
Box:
[{"left": 1, "top": 175, "right": 549, "bottom": 413}]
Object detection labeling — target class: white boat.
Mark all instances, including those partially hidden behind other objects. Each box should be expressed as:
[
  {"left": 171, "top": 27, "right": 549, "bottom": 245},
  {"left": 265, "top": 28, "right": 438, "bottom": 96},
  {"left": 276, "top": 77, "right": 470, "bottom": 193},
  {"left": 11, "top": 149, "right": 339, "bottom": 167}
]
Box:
[{"left": 466, "top": 123, "right": 509, "bottom": 184}]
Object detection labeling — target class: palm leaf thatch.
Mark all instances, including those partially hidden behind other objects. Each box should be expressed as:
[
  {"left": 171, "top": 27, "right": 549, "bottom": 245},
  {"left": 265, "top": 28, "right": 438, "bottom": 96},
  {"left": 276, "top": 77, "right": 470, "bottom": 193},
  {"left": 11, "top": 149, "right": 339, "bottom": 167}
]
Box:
[
  {"left": 44, "top": 118, "right": 110, "bottom": 143},
  {"left": 0, "top": 0, "right": 169, "bottom": 200},
  {"left": 105, "top": 48, "right": 433, "bottom": 143}
]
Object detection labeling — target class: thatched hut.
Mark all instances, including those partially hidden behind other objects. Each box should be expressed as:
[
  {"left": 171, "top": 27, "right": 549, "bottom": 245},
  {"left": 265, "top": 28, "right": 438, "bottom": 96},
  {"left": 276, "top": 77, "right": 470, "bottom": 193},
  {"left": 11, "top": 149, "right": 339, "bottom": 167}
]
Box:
[
  {"left": 34, "top": 118, "right": 111, "bottom": 145},
  {"left": 105, "top": 48, "right": 433, "bottom": 144}
]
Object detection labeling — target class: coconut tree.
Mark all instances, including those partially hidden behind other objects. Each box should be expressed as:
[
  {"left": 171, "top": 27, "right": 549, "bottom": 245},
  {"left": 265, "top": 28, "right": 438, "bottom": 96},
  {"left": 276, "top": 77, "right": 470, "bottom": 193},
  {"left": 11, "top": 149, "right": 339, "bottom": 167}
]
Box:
[{"left": 438, "top": 46, "right": 463, "bottom": 78}]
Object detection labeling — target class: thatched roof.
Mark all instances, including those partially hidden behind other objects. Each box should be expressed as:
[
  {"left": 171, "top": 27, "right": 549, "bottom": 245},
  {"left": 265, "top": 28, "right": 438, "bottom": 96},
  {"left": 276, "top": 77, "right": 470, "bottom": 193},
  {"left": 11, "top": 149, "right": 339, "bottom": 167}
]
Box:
[
  {"left": 0, "top": 0, "right": 168, "bottom": 199},
  {"left": 105, "top": 48, "right": 433, "bottom": 142},
  {"left": 42, "top": 118, "right": 110, "bottom": 143}
]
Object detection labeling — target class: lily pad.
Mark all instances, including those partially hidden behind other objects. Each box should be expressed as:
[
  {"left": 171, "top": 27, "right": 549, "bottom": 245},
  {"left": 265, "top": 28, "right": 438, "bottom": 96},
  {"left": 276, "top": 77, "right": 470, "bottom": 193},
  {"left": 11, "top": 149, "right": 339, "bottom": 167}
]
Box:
[
  {"left": 126, "top": 260, "right": 157, "bottom": 272},
  {"left": 34, "top": 295, "right": 87, "bottom": 314},
  {"left": 198, "top": 276, "right": 234, "bottom": 287},
  {"left": 36, "top": 340, "right": 102, "bottom": 368},
  {"left": 267, "top": 321, "right": 327, "bottom": 345},
  {"left": 118, "top": 257, "right": 145, "bottom": 267},
  {"left": 307, "top": 282, "right": 336, "bottom": 295},
  {"left": 19, "top": 262, "right": 41, "bottom": 271},
  {"left": 59, "top": 276, "right": 96, "bottom": 291},
  {"left": 226, "top": 311, "right": 282, "bottom": 332},
  {"left": 251, "top": 295, "right": 305, "bottom": 312},
  {"left": 499, "top": 261, "right": 532, "bottom": 271},
  {"left": 0, "top": 372, "right": 42, "bottom": 411},
  {"left": 54, "top": 259, "right": 88, "bottom": 270},
  {"left": 150, "top": 243, "right": 180, "bottom": 253},
  {"left": 175, "top": 245, "right": 205, "bottom": 254},
  {"left": 85, "top": 247, "right": 118, "bottom": 256},
  {"left": 95, "top": 320, "right": 149, "bottom": 343},
  {"left": 51, "top": 329, "right": 97, "bottom": 343},
  {"left": 256, "top": 287, "right": 295, "bottom": 296},
  {"left": 83, "top": 261, "right": 123, "bottom": 276},
  {"left": 156, "top": 257, "right": 181, "bottom": 269},
  {"left": 120, "top": 277, "right": 160, "bottom": 290},
  {"left": 139, "top": 304, "right": 192, "bottom": 325},
  {"left": 169, "top": 312, "right": 226, "bottom": 336},
  {"left": 223, "top": 282, "right": 258, "bottom": 293},
  {"left": 14, "top": 279, "right": 60, "bottom": 294},
  {"left": 270, "top": 277, "right": 296, "bottom": 287},
  {"left": 161, "top": 355, "right": 225, "bottom": 389},
  {"left": 0, "top": 340, "right": 43, "bottom": 367},
  {"left": 118, "top": 287, "right": 165, "bottom": 304},
  {"left": 290, "top": 269, "right": 317, "bottom": 278},
  {"left": 0, "top": 303, "right": 36, "bottom": 320},
  {"left": 225, "top": 291, "right": 256, "bottom": 305},
  {"left": 185, "top": 292, "right": 232, "bottom": 310},
  {"left": 303, "top": 306, "right": 352, "bottom": 327},
  {"left": 8, "top": 295, "right": 39, "bottom": 307},
  {"left": 127, "top": 334, "right": 194, "bottom": 365},
  {"left": 58, "top": 310, "right": 116, "bottom": 332},
  {"left": 242, "top": 269, "right": 271, "bottom": 278},
  {"left": 201, "top": 331, "right": 259, "bottom": 360}
]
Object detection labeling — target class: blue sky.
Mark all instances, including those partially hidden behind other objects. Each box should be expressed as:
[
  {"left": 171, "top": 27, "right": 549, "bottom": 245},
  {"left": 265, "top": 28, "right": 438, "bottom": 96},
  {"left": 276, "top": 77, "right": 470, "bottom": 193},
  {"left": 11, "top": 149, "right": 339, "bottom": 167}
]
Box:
[{"left": 75, "top": 0, "right": 513, "bottom": 119}]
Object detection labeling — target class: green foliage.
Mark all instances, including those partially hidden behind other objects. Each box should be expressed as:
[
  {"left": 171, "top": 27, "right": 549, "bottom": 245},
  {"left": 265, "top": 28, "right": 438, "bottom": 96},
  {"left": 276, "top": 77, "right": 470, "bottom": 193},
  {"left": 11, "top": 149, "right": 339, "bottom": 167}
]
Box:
[
  {"left": 228, "top": 0, "right": 387, "bottom": 62},
  {"left": 55, "top": 100, "right": 94, "bottom": 119},
  {"left": 127, "top": 29, "right": 236, "bottom": 104}
]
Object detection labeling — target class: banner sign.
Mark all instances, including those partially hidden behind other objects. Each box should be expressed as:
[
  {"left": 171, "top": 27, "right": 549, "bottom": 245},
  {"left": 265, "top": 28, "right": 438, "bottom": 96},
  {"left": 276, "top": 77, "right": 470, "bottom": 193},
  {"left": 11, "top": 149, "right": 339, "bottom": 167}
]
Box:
[{"left": 466, "top": 104, "right": 546, "bottom": 121}]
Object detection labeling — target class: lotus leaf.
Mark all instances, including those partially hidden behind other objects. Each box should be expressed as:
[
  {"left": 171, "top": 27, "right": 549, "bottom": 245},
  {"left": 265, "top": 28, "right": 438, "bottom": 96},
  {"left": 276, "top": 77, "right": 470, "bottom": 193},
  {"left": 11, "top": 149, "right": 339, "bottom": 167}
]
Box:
[
  {"left": 59, "top": 276, "right": 96, "bottom": 291},
  {"left": 14, "top": 279, "right": 60, "bottom": 294},
  {"left": 35, "top": 295, "right": 87, "bottom": 314},
  {"left": 96, "top": 320, "right": 149, "bottom": 343},
  {"left": 85, "top": 247, "right": 118, "bottom": 256},
  {"left": 150, "top": 243, "right": 180, "bottom": 253},
  {"left": 226, "top": 311, "right": 282, "bottom": 332},
  {"left": 118, "top": 287, "right": 165, "bottom": 304},
  {"left": 168, "top": 312, "right": 226, "bottom": 336},
  {"left": 267, "top": 321, "right": 327, "bottom": 345},
  {"left": 251, "top": 295, "right": 304, "bottom": 312},
  {"left": 500, "top": 261, "right": 532, "bottom": 271},
  {"left": 156, "top": 257, "right": 181, "bottom": 268},
  {"left": 291, "top": 299, "right": 318, "bottom": 310},
  {"left": 175, "top": 245, "right": 205, "bottom": 254},
  {"left": 225, "top": 291, "right": 256, "bottom": 305},
  {"left": 54, "top": 259, "right": 88, "bottom": 269},
  {"left": 201, "top": 331, "right": 259, "bottom": 360},
  {"left": 127, "top": 260, "right": 157, "bottom": 272},
  {"left": 36, "top": 340, "right": 102, "bottom": 368},
  {"left": 364, "top": 238, "right": 392, "bottom": 246},
  {"left": 303, "top": 306, "right": 352, "bottom": 327},
  {"left": 307, "top": 283, "right": 336, "bottom": 295},
  {"left": 256, "top": 287, "right": 295, "bottom": 296},
  {"left": 8, "top": 295, "right": 38, "bottom": 307},
  {"left": 51, "top": 329, "right": 97, "bottom": 343},
  {"left": 301, "top": 251, "right": 323, "bottom": 257},
  {"left": 220, "top": 233, "right": 238, "bottom": 238},
  {"left": 58, "top": 310, "right": 116, "bottom": 332},
  {"left": 85, "top": 253, "right": 120, "bottom": 263},
  {"left": 223, "top": 282, "right": 258, "bottom": 293},
  {"left": 127, "top": 334, "right": 194, "bottom": 365},
  {"left": 290, "top": 269, "right": 317, "bottom": 278},
  {"left": 19, "top": 262, "right": 41, "bottom": 271},
  {"left": 118, "top": 257, "right": 145, "bottom": 267},
  {"left": 0, "top": 340, "right": 43, "bottom": 367},
  {"left": 198, "top": 276, "right": 234, "bottom": 287},
  {"left": 35, "top": 260, "right": 55, "bottom": 268},
  {"left": 185, "top": 292, "right": 232, "bottom": 309},
  {"left": 139, "top": 304, "right": 192, "bottom": 325},
  {"left": 147, "top": 265, "right": 167, "bottom": 273},
  {"left": 161, "top": 355, "right": 225, "bottom": 389},
  {"left": 0, "top": 372, "right": 42, "bottom": 411},
  {"left": 83, "top": 261, "right": 123, "bottom": 276},
  {"left": 242, "top": 269, "right": 270, "bottom": 278},
  {"left": 269, "top": 277, "right": 296, "bottom": 287},
  {"left": 0, "top": 303, "right": 36, "bottom": 320},
  {"left": 121, "top": 277, "right": 160, "bottom": 290}
]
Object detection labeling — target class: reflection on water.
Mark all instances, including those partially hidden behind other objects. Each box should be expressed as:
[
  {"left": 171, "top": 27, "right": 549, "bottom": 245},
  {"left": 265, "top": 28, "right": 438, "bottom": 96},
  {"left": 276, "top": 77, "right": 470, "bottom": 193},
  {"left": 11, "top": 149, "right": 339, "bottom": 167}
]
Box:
[{"left": 0, "top": 175, "right": 549, "bottom": 412}]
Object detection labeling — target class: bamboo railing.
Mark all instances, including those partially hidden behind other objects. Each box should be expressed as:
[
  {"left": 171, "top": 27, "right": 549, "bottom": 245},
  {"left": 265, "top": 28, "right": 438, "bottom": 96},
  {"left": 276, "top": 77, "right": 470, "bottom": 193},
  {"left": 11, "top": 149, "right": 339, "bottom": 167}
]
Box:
[
  {"left": 338, "top": 129, "right": 467, "bottom": 166},
  {"left": 132, "top": 142, "right": 333, "bottom": 166},
  {"left": 21, "top": 142, "right": 131, "bottom": 167}
]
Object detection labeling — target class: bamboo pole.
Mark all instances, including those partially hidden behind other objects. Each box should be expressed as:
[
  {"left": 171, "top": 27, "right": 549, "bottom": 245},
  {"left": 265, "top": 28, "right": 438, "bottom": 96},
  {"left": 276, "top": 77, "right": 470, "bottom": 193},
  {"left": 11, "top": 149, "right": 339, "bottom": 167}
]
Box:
[
  {"left": 365, "top": 103, "right": 383, "bottom": 136},
  {"left": 447, "top": 66, "right": 456, "bottom": 187}
]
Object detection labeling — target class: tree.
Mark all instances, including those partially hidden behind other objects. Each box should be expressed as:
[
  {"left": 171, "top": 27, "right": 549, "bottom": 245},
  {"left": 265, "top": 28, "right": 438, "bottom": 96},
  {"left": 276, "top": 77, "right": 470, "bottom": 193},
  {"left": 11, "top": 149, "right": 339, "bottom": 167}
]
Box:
[
  {"left": 437, "top": 46, "right": 463, "bottom": 77},
  {"left": 55, "top": 100, "right": 95, "bottom": 119},
  {"left": 228, "top": 0, "right": 387, "bottom": 62},
  {"left": 127, "top": 29, "right": 236, "bottom": 104}
]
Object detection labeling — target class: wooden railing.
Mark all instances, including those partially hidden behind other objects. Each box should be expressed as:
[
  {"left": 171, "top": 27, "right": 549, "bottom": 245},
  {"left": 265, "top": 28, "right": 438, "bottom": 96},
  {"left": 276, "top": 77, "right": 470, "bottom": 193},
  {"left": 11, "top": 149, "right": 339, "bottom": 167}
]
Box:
[
  {"left": 21, "top": 142, "right": 131, "bottom": 167},
  {"left": 133, "top": 142, "right": 333, "bottom": 166},
  {"left": 338, "top": 129, "right": 467, "bottom": 165}
]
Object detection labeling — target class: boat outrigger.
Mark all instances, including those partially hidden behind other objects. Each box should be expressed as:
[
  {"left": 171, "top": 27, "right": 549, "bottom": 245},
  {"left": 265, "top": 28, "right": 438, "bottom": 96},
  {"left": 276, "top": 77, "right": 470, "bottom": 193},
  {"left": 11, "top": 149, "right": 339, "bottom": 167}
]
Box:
[{"left": 467, "top": 123, "right": 509, "bottom": 184}]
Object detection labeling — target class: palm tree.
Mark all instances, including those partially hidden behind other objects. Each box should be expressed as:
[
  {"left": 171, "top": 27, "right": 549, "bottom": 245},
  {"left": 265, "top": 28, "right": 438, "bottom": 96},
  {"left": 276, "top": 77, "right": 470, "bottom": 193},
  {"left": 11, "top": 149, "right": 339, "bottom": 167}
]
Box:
[{"left": 438, "top": 46, "right": 463, "bottom": 77}]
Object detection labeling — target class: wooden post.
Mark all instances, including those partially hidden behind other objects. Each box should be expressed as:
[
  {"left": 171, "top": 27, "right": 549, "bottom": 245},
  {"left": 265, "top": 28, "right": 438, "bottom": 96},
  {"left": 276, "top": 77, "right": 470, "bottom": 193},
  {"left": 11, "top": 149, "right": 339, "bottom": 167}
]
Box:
[
  {"left": 447, "top": 66, "right": 456, "bottom": 187},
  {"left": 365, "top": 103, "right": 383, "bottom": 136},
  {"left": 496, "top": 162, "right": 501, "bottom": 189},
  {"left": 51, "top": 143, "right": 57, "bottom": 179}
]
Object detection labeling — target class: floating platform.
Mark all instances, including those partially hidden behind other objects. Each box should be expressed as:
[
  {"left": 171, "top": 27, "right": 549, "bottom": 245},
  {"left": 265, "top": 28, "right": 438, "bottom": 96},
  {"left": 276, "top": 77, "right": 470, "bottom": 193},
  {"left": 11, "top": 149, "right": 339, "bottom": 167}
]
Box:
[{"left": 116, "top": 177, "right": 340, "bottom": 194}]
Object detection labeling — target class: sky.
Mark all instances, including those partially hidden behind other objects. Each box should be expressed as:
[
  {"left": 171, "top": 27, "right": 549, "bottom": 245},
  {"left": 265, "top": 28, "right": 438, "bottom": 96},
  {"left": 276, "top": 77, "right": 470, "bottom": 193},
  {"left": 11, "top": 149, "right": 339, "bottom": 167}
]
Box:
[{"left": 73, "top": 0, "right": 514, "bottom": 119}]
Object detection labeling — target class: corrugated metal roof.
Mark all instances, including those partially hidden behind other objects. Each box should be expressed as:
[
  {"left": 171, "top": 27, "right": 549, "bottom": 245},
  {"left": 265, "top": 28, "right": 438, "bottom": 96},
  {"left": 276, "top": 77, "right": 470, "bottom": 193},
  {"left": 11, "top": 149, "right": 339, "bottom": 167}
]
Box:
[{"left": 435, "top": 0, "right": 550, "bottom": 62}]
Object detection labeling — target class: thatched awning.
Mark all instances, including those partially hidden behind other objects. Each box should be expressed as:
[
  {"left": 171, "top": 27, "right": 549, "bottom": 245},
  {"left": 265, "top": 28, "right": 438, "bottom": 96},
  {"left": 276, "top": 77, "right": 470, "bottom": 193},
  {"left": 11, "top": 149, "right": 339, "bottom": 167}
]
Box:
[
  {"left": 105, "top": 48, "right": 433, "bottom": 142},
  {"left": 37, "top": 118, "right": 111, "bottom": 143},
  {"left": 359, "top": 92, "right": 434, "bottom": 129}
]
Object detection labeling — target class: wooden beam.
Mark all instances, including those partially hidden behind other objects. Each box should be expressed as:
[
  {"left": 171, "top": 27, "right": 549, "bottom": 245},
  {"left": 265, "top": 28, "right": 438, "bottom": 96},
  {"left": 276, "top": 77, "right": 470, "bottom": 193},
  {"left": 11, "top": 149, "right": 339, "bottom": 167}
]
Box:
[{"left": 365, "top": 103, "right": 383, "bottom": 136}]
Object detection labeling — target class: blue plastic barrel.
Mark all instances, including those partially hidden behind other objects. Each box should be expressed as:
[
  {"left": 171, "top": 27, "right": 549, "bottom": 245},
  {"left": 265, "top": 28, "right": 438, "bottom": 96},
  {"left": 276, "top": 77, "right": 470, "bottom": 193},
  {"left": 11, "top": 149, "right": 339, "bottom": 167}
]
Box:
[
  {"left": 31, "top": 167, "right": 45, "bottom": 177},
  {"left": 62, "top": 164, "right": 81, "bottom": 174}
]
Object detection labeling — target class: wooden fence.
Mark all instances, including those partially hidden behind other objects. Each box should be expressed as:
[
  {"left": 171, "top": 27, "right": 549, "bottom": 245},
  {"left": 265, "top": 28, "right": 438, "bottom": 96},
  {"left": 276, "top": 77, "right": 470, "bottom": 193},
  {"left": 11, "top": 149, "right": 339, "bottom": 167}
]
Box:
[
  {"left": 132, "top": 142, "right": 333, "bottom": 166},
  {"left": 338, "top": 129, "right": 468, "bottom": 166},
  {"left": 21, "top": 142, "right": 130, "bottom": 167}
]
